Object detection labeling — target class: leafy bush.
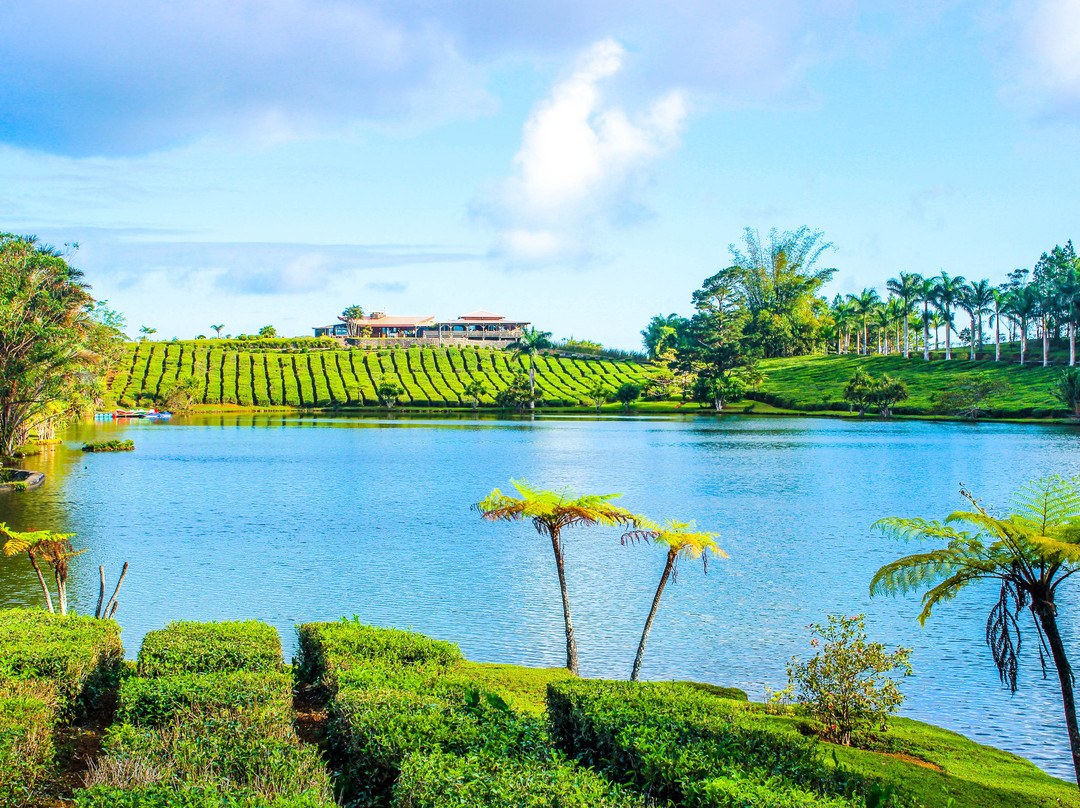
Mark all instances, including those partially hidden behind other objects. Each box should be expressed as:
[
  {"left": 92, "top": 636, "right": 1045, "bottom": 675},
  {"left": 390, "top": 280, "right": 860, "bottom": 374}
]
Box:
[
  {"left": 546, "top": 680, "right": 866, "bottom": 808},
  {"left": 391, "top": 750, "right": 645, "bottom": 808},
  {"left": 75, "top": 784, "right": 336, "bottom": 808},
  {"left": 295, "top": 619, "right": 461, "bottom": 691},
  {"left": 88, "top": 714, "right": 332, "bottom": 799},
  {"left": 787, "top": 614, "right": 912, "bottom": 745},
  {"left": 0, "top": 608, "right": 124, "bottom": 715},
  {"left": 138, "top": 621, "right": 283, "bottom": 676},
  {"left": 0, "top": 680, "right": 59, "bottom": 808},
  {"left": 82, "top": 439, "right": 135, "bottom": 452},
  {"left": 117, "top": 670, "right": 291, "bottom": 726}
]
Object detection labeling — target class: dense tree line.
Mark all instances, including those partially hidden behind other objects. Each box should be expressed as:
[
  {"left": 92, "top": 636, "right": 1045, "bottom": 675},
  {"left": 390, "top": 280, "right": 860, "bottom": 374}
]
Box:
[{"left": 644, "top": 232, "right": 1080, "bottom": 407}]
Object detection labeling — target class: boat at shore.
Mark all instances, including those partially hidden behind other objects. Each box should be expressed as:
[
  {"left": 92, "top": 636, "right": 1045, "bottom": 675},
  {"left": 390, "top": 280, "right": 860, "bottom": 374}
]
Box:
[{"left": 101, "top": 409, "right": 172, "bottom": 420}]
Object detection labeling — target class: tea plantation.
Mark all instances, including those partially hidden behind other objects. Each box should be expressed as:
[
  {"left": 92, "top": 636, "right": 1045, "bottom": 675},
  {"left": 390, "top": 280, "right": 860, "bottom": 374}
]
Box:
[
  {"left": 106, "top": 341, "right": 648, "bottom": 409},
  {"left": 1, "top": 609, "right": 1076, "bottom": 807}
]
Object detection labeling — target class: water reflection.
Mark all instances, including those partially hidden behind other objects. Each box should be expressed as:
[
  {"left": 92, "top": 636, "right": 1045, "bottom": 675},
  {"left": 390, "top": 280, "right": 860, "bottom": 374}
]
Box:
[{"left": 1, "top": 413, "right": 1078, "bottom": 780}]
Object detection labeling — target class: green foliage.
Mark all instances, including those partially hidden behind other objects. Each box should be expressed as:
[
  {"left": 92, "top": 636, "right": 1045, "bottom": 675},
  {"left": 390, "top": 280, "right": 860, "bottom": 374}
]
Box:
[
  {"left": 842, "top": 369, "right": 909, "bottom": 417},
  {"left": 583, "top": 376, "right": 612, "bottom": 411},
  {"left": 376, "top": 375, "right": 405, "bottom": 408},
  {"left": 75, "top": 785, "right": 335, "bottom": 808},
  {"left": 258, "top": 325, "right": 277, "bottom": 338},
  {"left": 612, "top": 381, "right": 642, "bottom": 409},
  {"left": 137, "top": 621, "right": 283, "bottom": 677},
  {"left": 295, "top": 619, "right": 462, "bottom": 693},
  {"left": 0, "top": 609, "right": 123, "bottom": 716},
  {"left": 82, "top": 439, "right": 135, "bottom": 452},
  {"left": 0, "top": 680, "right": 59, "bottom": 808},
  {"left": 931, "top": 372, "right": 1011, "bottom": 418},
  {"left": 391, "top": 750, "right": 644, "bottom": 807},
  {"left": 787, "top": 615, "right": 913, "bottom": 745},
  {"left": 546, "top": 680, "right": 866, "bottom": 807},
  {"left": 1055, "top": 367, "right": 1080, "bottom": 418},
  {"left": 494, "top": 370, "right": 534, "bottom": 409},
  {"left": 117, "top": 670, "right": 291, "bottom": 726}
]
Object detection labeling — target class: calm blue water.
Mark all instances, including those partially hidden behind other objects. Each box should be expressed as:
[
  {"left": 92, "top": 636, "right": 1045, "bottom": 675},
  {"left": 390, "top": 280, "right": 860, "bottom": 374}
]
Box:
[{"left": 2, "top": 413, "right": 1078, "bottom": 780}]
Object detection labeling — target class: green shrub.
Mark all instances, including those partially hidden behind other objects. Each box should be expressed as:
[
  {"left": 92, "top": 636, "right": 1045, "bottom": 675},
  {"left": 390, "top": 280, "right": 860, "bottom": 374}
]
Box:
[
  {"left": 118, "top": 670, "right": 291, "bottom": 726},
  {"left": 683, "top": 771, "right": 859, "bottom": 808},
  {"left": 546, "top": 680, "right": 865, "bottom": 807},
  {"left": 75, "top": 784, "right": 336, "bottom": 808},
  {"left": 138, "top": 621, "right": 282, "bottom": 676},
  {"left": 88, "top": 712, "right": 332, "bottom": 799},
  {"left": 295, "top": 619, "right": 461, "bottom": 691},
  {"left": 0, "top": 680, "right": 59, "bottom": 808},
  {"left": 391, "top": 750, "right": 646, "bottom": 808},
  {"left": 0, "top": 609, "right": 124, "bottom": 715},
  {"left": 671, "top": 681, "right": 749, "bottom": 701},
  {"left": 82, "top": 439, "right": 135, "bottom": 452}
]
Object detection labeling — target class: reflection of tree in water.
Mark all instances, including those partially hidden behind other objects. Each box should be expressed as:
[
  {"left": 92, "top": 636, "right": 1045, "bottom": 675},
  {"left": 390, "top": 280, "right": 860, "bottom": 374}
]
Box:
[{"left": 0, "top": 436, "right": 88, "bottom": 610}]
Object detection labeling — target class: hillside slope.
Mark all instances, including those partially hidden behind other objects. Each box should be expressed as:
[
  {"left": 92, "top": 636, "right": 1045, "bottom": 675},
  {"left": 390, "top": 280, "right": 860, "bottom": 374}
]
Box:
[
  {"left": 756, "top": 354, "right": 1066, "bottom": 417},
  {"left": 107, "top": 341, "right": 648, "bottom": 408}
]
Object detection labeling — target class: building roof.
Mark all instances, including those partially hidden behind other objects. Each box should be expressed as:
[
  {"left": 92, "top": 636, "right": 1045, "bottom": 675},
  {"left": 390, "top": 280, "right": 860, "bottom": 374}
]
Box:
[
  {"left": 459, "top": 309, "right": 506, "bottom": 321},
  {"left": 341, "top": 314, "right": 435, "bottom": 327}
]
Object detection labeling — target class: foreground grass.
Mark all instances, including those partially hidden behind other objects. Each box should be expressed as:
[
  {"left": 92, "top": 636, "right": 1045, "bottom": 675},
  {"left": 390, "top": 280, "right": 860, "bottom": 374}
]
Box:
[{"left": 756, "top": 351, "right": 1066, "bottom": 418}]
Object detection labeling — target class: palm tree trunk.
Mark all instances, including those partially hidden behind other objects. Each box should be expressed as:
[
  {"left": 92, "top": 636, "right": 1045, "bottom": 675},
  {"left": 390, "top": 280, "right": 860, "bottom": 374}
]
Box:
[
  {"left": 27, "top": 551, "right": 54, "bottom": 613},
  {"left": 1071, "top": 313, "right": 1076, "bottom": 367},
  {"left": 1021, "top": 320, "right": 1027, "bottom": 366},
  {"left": 550, "top": 532, "right": 578, "bottom": 675},
  {"left": 1034, "top": 599, "right": 1080, "bottom": 786},
  {"left": 995, "top": 308, "right": 1000, "bottom": 362},
  {"left": 945, "top": 310, "right": 952, "bottom": 360},
  {"left": 904, "top": 316, "right": 910, "bottom": 359},
  {"left": 528, "top": 360, "right": 536, "bottom": 410},
  {"left": 55, "top": 568, "right": 67, "bottom": 616},
  {"left": 1044, "top": 320, "right": 1050, "bottom": 367},
  {"left": 970, "top": 315, "right": 976, "bottom": 360},
  {"left": 631, "top": 551, "right": 674, "bottom": 682},
  {"left": 923, "top": 303, "right": 930, "bottom": 360}
]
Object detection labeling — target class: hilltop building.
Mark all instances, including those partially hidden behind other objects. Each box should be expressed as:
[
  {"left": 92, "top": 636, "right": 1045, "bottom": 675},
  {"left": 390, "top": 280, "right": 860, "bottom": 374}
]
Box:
[{"left": 313, "top": 309, "right": 530, "bottom": 347}]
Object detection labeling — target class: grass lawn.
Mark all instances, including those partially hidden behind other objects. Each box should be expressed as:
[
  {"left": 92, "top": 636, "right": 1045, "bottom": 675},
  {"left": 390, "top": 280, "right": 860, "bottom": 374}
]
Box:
[
  {"left": 468, "top": 660, "right": 1079, "bottom": 808},
  {"left": 757, "top": 349, "right": 1067, "bottom": 417}
]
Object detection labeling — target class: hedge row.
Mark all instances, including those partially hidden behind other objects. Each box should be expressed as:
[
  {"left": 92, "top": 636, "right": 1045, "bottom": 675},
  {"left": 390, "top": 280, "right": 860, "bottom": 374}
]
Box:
[
  {"left": 0, "top": 610, "right": 124, "bottom": 806},
  {"left": 546, "top": 680, "right": 872, "bottom": 808},
  {"left": 108, "top": 343, "right": 649, "bottom": 408},
  {"left": 77, "top": 620, "right": 334, "bottom": 808},
  {"left": 297, "top": 619, "right": 642, "bottom": 808}
]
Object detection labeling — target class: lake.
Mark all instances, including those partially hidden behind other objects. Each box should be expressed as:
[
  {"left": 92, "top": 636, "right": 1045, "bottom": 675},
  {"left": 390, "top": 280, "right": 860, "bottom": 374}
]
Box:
[{"left": 2, "top": 413, "right": 1078, "bottom": 780}]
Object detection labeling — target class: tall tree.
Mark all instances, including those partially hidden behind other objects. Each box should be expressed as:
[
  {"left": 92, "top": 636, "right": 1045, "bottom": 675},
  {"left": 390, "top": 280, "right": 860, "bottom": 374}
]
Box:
[
  {"left": 641, "top": 314, "right": 689, "bottom": 361},
  {"left": 1056, "top": 263, "right": 1080, "bottom": 368},
  {"left": 871, "top": 477, "right": 1080, "bottom": 787},
  {"left": 849, "top": 289, "right": 881, "bottom": 356},
  {"left": 967, "top": 279, "right": 995, "bottom": 356},
  {"left": 621, "top": 520, "right": 725, "bottom": 682},
  {"left": 886, "top": 272, "right": 922, "bottom": 358},
  {"left": 341, "top": 305, "right": 365, "bottom": 338},
  {"left": 211, "top": 324, "right": 224, "bottom": 338},
  {"left": 507, "top": 327, "right": 554, "bottom": 410},
  {"left": 474, "top": 482, "right": 644, "bottom": 675},
  {"left": 918, "top": 275, "right": 937, "bottom": 360},
  {"left": 932, "top": 272, "right": 966, "bottom": 360},
  {"left": 1004, "top": 286, "right": 1039, "bottom": 366},
  {"left": 0, "top": 235, "right": 108, "bottom": 455}
]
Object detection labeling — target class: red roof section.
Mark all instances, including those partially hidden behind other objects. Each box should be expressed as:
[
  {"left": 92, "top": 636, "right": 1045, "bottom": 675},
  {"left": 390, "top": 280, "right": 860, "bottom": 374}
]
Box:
[
  {"left": 340, "top": 314, "right": 435, "bottom": 327},
  {"left": 459, "top": 309, "right": 505, "bottom": 321}
]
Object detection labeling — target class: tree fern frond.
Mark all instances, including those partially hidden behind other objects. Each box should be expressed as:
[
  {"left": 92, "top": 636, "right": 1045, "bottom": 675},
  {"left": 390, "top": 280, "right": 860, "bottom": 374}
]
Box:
[
  {"left": 1009, "top": 476, "right": 1080, "bottom": 532},
  {"left": 872, "top": 517, "right": 968, "bottom": 543}
]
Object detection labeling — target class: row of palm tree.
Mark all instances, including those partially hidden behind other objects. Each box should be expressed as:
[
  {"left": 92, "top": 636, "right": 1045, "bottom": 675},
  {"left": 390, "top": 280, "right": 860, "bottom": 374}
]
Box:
[{"left": 831, "top": 267, "right": 1080, "bottom": 367}]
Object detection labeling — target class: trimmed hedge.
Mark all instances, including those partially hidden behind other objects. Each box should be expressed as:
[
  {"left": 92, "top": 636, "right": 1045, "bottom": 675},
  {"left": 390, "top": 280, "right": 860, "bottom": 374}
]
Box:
[
  {"left": 82, "top": 439, "right": 135, "bottom": 452},
  {"left": 75, "top": 784, "right": 335, "bottom": 808},
  {"left": 392, "top": 750, "right": 644, "bottom": 808},
  {"left": 85, "top": 620, "right": 332, "bottom": 806},
  {"left": 295, "top": 619, "right": 462, "bottom": 692},
  {"left": 0, "top": 680, "right": 60, "bottom": 808},
  {"left": 117, "top": 670, "right": 292, "bottom": 726},
  {"left": 546, "top": 680, "right": 866, "bottom": 808},
  {"left": 0, "top": 609, "right": 124, "bottom": 715},
  {"left": 138, "top": 620, "right": 283, "bottom": 676}
]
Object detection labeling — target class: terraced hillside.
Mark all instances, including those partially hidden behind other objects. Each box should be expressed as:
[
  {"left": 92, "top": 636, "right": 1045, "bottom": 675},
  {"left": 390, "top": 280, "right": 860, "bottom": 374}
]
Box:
[{"left": 107, "top": 341, "right": 649, "bottom": 408}]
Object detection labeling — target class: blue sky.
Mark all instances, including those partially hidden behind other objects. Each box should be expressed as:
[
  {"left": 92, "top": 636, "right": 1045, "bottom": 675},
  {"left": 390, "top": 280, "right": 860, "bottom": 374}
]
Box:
[{"left": 2, "top": 0, "right": 1078, "bottom": 348}]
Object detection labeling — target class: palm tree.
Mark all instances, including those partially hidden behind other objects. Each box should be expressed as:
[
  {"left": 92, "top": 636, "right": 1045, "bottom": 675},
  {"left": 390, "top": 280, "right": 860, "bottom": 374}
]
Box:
[
  {"left": 2, "top": 524, "right": 84, "bottom": 615},
  {"left": 507, "top": 328, "right": 554, "bottom": 410},
  {"left": 956, "top": 282, "right": 979, "bottom": 361},
  {"left": 462, "top": 379, "right": 488, "bottom": 410},
  {"left": 621, "top": 520, "right": 725, "bottom": 682},
  {"left": 967, "top": 279, "right": 995, "bottom": 357},
  {"left": 474, "top": 481, "right": 644, "bottom": 675},
  {"left": 871, "top": 477, "right": 1080, "bottom": 787},
  {"left": 918, "top": 275, "right": 937, "bottom": 360},
  {"left": 831, "top": 296, "right": 854, "bottom": 354},
  {"left": 850, "top": 289, "right": 881, "bottom": 355},
  {"left": 211, "top": 324, "right": 224, "bottom": 338},
  {"left": 1005, "top": 287, "right": 1039, "bottom": 366},
  {"left": 932, "top": 272, "right": 966, "bottom": 360},
  {"left": 139, "top": 326, "right": 157, "bottom": 341},
  {"left": 992, "top": 288, "right": 1005, "bottom": 362},
  {"left": 1057, "top": 265, "right": 1080, "bottom": 367},
  {"left": 873, "top": 304, "right": 891, "bottom": 354},
  {"left": 887, "top": 272, "right": 922, "bottom": 358}
]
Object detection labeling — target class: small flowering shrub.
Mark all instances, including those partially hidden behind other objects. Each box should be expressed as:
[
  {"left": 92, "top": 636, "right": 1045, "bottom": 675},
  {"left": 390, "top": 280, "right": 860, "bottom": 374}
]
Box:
[{"left": 787, "top": 614, "right": 912, "bottom": 746}]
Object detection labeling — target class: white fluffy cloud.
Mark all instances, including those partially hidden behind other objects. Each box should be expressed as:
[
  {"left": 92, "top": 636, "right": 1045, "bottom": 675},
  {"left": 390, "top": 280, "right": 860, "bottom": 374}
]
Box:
[
  {"left": 479, "top": 39, "right": 686, "bottom": 265},
  {"left": 1006, "top": 0, "right": 1080, "bottom": 117}
]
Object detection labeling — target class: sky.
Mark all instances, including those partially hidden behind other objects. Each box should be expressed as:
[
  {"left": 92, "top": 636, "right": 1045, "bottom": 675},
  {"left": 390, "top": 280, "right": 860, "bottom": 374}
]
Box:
[{"left": 2, "top": 0, "right": 1079, "bottom": 349}]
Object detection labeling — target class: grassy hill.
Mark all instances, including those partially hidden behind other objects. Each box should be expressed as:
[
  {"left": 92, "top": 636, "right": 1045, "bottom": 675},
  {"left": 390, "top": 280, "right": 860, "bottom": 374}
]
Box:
[
  {"left": 106, "top": 340, "right": 649, "bottom": 409},
  {"left": 756, "top": 351, "right": 1068, "bottom": 418}
]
